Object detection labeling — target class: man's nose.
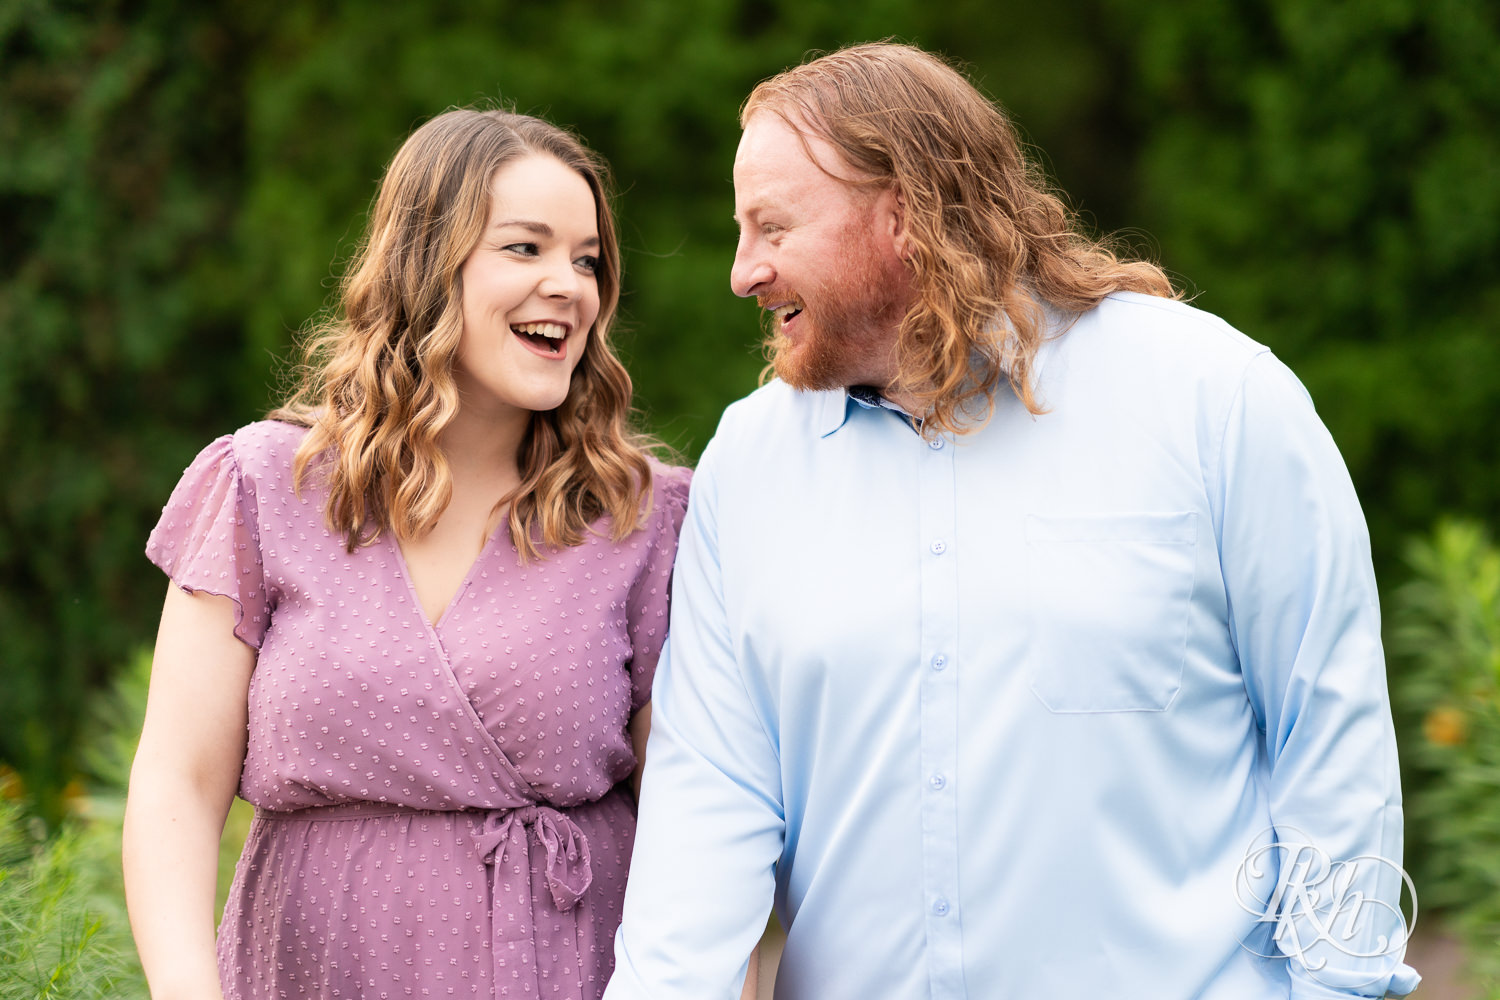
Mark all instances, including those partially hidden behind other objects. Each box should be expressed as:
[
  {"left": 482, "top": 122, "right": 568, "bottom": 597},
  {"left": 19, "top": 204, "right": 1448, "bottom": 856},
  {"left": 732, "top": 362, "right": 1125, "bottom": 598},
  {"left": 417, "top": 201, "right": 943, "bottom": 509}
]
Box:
[{"left": 730, "top": 240, "right": 773, "bottom": 299}]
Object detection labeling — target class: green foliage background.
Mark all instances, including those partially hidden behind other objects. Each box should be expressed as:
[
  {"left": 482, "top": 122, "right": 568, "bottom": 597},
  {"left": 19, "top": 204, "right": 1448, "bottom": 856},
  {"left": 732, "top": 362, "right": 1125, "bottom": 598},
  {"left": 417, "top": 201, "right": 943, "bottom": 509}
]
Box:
[{"left": 1, "top": 0, "right": 1496, "bottom": 948}]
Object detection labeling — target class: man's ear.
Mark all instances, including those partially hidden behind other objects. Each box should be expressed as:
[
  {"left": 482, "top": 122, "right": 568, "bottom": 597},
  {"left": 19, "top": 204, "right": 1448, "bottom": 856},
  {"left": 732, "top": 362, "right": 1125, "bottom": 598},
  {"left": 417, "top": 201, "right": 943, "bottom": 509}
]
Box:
[{"left": 886, "top": 186, "right": 910, "bottom": 261}]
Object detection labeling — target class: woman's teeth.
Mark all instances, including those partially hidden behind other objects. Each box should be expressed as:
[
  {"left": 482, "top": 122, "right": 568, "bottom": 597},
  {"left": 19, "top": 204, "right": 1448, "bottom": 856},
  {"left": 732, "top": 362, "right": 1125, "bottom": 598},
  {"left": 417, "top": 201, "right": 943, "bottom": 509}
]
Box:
[
  {"left": 512, "top": 322, "right": 567, "bottom": 339},
  {"left": 512, "top": 322, "right": 567, "bottom": 353}
]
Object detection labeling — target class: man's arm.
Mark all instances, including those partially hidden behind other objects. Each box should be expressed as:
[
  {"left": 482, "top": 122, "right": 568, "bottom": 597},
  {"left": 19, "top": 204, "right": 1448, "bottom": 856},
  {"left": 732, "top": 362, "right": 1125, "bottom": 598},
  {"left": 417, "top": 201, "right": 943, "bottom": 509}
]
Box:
[
  {"left": 625, "top": 699, "right": 760, "bottom": 1000},
  {"left": 607, "top": 444, "right": 784, "bottom": 1000},
  {"left": 1217, "top": 352, "right": 1419, "bottom": 999}
]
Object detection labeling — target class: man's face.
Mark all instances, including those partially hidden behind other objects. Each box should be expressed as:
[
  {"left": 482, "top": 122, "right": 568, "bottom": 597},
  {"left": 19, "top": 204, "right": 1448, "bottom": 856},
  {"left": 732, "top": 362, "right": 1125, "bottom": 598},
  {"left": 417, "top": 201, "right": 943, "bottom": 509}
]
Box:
[{"left": 731, "top": 111, "right": 910, "bottom": 392}]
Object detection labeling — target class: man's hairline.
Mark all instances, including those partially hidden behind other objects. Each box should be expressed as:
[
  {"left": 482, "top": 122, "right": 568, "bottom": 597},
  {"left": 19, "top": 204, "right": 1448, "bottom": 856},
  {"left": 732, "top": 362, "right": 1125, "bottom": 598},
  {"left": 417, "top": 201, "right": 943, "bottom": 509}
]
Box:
[{"left": 742, "top": 103, "right": 888, "bottom": 201}]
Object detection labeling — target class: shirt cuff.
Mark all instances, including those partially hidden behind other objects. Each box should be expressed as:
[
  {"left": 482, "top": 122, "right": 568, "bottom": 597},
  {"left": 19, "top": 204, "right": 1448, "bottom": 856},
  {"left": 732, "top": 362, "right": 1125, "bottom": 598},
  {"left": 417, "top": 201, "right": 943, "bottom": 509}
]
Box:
[{"left": 1288, "top": 962, "right": 1420, "bottom": 999}]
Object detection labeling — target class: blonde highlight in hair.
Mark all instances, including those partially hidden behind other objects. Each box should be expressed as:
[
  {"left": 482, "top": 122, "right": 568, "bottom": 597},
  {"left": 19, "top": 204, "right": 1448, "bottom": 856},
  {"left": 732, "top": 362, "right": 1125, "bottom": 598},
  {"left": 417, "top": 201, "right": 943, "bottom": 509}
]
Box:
[
  {"left": 743, "top": 42, "right": 1179, "bottom": 434},
  {"left": 271, "top": 108, "right": 657, "bottom": 560}
]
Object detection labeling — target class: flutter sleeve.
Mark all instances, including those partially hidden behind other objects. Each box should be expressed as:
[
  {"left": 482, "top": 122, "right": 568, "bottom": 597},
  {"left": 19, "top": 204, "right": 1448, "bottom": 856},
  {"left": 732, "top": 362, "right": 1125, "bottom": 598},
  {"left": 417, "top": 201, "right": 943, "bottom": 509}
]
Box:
[
  {"left": 145, "top": 433, "right": 270, "bottom": 651},
  {"left": 625, "top": 462, "right": 692, "bottom": 713}
]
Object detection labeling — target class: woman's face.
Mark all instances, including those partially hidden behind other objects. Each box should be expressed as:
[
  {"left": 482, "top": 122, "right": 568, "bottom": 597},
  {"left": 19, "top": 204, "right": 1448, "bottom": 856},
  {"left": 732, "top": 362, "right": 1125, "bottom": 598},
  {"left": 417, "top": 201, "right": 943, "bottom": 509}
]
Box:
[{"left": 454, "top": 154, "right": 601, "bottom": 420}]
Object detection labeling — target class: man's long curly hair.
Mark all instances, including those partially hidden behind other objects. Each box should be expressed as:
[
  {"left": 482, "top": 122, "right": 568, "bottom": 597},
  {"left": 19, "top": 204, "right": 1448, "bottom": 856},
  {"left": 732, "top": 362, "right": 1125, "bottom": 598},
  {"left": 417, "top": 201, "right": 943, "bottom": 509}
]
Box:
[
  {"left": 270, "top": 109, "right": 655, "bottom": 560},
  {"left": 743, "top": 43, "right": 1179, "bottom": 434}
]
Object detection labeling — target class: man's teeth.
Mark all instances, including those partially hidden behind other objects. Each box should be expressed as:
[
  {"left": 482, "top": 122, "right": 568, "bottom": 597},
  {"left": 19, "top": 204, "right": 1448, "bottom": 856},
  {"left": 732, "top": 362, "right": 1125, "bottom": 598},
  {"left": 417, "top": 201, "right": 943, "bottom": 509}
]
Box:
[
  {"left": 773, "top": 305, "right": 803, "bottom": 324},
  {"left": 512, "top": 322, "right": 567, "bottom": 340}
]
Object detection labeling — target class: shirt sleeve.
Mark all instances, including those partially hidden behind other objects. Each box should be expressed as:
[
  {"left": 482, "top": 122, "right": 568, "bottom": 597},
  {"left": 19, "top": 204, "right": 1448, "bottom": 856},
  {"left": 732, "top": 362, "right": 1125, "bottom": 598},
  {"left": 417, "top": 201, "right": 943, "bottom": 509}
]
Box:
[
  {"left": 625, "top": 462, "right": 693, "bottom": 712},
  {"left": 145, "top": 433, "right": 270, "bottom": 650},
  {"left": 606, "top": 442, "right": 784, "bottom": 1000},
  {"left": 1216, "top": 353, "right": 1419, "bottom": 999}
]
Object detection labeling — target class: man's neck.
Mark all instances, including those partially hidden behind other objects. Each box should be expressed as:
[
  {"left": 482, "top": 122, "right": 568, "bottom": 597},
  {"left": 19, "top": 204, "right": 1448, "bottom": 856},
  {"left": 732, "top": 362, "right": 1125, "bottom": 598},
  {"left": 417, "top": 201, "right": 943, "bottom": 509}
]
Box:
[
  {"left": 848, "top": 383, "right": 920, "bottom": 418},
  {"left": 880, "top": 386, "right": 921, "bottom": 416}
]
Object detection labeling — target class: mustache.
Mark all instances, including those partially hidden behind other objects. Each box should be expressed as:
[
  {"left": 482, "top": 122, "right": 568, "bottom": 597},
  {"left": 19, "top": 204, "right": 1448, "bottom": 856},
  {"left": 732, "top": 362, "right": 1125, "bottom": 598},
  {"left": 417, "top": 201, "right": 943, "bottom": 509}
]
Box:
[{"left": 755, "top": 289, "right": 806, "bottom": 312}]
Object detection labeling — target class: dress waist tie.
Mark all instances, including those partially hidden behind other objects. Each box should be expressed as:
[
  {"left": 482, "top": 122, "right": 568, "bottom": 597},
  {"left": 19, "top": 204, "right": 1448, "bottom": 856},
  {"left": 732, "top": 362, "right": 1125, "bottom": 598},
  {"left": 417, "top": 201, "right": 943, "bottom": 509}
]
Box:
[{"left": 475, "top": 803, "right": 596, "bottom": 997}]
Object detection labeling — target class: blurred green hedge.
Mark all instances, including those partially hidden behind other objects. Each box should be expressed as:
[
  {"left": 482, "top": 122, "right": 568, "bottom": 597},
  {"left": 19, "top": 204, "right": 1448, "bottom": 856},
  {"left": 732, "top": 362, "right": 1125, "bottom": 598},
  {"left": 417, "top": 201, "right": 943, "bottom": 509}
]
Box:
[{"left": 2, "top": 0, "right": 1497, "bottom": 823}]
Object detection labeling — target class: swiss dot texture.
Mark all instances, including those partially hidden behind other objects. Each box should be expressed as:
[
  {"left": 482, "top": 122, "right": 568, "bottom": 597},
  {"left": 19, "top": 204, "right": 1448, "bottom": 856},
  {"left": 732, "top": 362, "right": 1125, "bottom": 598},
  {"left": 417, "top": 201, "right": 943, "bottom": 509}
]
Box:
[{"left": 146, "top": 421, "right": 690, "bottom": 1000}]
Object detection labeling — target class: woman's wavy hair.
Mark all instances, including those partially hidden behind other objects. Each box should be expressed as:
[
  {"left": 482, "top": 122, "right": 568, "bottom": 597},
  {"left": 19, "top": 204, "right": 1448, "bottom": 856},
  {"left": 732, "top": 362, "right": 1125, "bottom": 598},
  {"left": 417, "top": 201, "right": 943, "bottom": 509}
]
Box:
[
  {"left": 271, "top": 108, "right": 657, "bottom": 560},
  {"left": 743, "top": 42, "right": 1179, "bottom": 434}
]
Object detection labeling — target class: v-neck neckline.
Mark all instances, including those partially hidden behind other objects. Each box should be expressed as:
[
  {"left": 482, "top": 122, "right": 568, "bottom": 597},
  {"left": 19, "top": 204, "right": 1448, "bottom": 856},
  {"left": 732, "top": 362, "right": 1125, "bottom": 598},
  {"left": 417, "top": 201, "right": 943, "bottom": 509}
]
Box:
[
  {"left": 383, "top": 523, "right": 543, "bottom": 804},
  {"left": 390, "top": 522, "right": 510, "bottom": 636}
]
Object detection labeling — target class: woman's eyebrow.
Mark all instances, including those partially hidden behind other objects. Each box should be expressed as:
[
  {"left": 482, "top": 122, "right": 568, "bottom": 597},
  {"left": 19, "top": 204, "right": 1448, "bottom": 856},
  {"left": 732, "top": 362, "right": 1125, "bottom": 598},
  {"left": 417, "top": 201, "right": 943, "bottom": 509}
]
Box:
[
  {"left": 495, "top": 220, "right": 599, "bottom": 248},
  {"left": 495, "top": 219, "right": 552, "bottom": 235}
]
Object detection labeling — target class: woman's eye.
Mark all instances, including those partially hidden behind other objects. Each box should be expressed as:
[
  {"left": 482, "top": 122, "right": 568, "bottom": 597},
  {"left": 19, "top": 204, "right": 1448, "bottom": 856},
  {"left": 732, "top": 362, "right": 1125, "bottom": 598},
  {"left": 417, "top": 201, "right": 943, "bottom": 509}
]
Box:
[
  {"left": 574, "top": 255, "right": 600, "bottom": 274},
  {"left": 503, "top": 242, "right": 540, "bottom": 256}
]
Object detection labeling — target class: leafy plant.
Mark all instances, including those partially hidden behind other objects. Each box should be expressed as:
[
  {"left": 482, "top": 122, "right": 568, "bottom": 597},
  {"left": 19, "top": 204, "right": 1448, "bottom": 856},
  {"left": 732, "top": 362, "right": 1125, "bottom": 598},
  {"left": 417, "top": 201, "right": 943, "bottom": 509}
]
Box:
[
  {"left": 0, "top": 801, "right": 127, "bottom": 1000},
  {"left": 0, "top": 646, "right": 257, "bottom": 1000},
  {"left": 1390, "top": 519, "right": 1500, "bottom": 995}
]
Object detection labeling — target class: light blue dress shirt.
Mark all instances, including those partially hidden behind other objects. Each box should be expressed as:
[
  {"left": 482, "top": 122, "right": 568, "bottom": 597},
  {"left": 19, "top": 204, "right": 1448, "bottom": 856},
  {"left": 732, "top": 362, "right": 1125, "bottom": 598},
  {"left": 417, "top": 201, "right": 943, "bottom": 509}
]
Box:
[{"left": 606, "top": 293, "right": 1419, "bottom": 1000}]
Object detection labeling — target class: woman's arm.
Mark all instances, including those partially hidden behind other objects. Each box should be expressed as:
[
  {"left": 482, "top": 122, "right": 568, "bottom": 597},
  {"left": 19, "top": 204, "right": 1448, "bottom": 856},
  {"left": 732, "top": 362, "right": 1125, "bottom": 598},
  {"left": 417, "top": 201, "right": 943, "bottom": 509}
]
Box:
[
  {"left": 123, "top": 586, "right": 254, "bottom": 1000},
  {"left": 628, "top": 703, "right": 760, "bottom": 1000},
  {"left": 629, "top": 701, "right": 652, "bottom": 802}
]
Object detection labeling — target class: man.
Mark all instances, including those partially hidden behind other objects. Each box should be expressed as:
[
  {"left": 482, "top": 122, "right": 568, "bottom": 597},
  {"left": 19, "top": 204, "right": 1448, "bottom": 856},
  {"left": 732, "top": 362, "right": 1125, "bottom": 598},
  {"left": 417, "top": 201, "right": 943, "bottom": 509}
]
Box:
[{"left": 606, "top": 43, "right": 1418, "bottom": 1000}]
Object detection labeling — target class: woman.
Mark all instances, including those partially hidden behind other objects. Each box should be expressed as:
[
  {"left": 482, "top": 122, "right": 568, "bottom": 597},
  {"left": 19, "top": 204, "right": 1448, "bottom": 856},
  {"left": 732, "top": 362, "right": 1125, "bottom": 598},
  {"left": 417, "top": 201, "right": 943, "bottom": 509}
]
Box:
[{"left": 123, "top": 109, "right": 729, "bottom": 1000}]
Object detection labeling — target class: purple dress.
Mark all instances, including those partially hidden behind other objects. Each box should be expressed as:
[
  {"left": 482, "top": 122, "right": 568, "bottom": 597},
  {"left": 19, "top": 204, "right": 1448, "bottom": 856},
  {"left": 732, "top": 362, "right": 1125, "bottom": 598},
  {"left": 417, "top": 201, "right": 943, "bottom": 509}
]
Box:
[{"left": 146, "top": 420, "right": 690, "bottom": 999}]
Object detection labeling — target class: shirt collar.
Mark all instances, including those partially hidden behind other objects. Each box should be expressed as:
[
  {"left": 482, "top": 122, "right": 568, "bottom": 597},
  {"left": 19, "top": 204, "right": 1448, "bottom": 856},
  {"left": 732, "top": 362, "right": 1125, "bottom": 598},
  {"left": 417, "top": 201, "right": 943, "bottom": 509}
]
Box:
[
  {"left": 812, "top": 299, "right": 1072, "bottom": 438},
  {"left": 817, "top": 386, "right": 918, "bottom": 438}
]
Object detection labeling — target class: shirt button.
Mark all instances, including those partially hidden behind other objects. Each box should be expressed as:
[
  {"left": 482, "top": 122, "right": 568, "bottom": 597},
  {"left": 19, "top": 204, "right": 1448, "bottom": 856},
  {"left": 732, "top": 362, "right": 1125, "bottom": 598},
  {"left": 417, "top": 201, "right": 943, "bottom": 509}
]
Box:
[
  {"left": 930, "top": 540, "right": 946, "bottom": 554},
  {"left": 933, "top": 898, "right": 950, "bottom": 916},
  {"left": 928, "top": 438, "right": 944, "bottom": 450},
  {"left": 931, "top": 654, "right": 947, "bottom": 671},
  {"left": 929, "top": 773, "right": 947, "bottom": 790}
]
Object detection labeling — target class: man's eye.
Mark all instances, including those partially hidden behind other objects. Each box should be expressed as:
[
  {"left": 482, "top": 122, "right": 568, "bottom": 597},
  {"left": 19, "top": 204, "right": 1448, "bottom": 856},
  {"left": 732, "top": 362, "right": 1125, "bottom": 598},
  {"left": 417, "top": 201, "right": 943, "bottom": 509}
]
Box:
[
  {"left": 503, "top": 242, "right": 540, "bottom": 256},
  {"left": 575, "top": 255, "right": 600, "bottom": 274}
]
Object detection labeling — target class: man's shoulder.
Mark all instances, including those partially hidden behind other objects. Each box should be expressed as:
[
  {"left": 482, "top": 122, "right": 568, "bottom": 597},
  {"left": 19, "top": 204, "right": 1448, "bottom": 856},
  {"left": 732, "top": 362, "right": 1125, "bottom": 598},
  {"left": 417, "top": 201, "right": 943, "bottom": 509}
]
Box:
[
  {"left": 712, "top": 379, "right": 838, "bottom": 445},
  {"left": 1034, "top": 292, "right": 1280, "bottom": 419},
  {"left": 1079, "top": 292, "right": 1267, "bottom": 366}
]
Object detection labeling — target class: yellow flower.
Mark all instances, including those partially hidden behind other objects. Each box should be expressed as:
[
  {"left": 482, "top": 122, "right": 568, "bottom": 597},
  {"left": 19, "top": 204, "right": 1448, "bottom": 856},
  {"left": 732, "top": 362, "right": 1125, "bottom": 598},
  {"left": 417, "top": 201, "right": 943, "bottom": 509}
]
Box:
[
  {"left": 0, "top": 764, "right": 24, "bottom": 801},
  {"left": 1423, "top": 706, "right": 1468, "bottom": 747}
]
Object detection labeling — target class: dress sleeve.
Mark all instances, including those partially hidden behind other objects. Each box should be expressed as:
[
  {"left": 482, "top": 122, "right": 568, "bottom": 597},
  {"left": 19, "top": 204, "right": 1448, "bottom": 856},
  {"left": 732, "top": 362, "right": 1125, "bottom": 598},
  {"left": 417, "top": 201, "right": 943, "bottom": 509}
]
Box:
[
  {"left": 1217, "top": 354, "right": 1418, "bottom": 998},
  {"left": 145, "top": 434, "right": 271, "bottom": 651},
  {"left": 624, "top": 462, "right": 692, "bottom": 713}
]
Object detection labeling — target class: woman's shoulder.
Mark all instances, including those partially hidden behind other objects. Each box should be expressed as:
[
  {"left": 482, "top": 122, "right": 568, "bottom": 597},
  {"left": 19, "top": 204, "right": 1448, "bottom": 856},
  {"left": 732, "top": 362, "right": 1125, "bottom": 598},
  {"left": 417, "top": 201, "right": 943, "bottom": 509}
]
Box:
[
  {"left": 229, "top": 418, "right": 311, "bottom": 460},
  {"left": 163, "top": 419, "right": 309, "bottom": 498},
  {"left": 222, "top": 419, "right": 314, "bottom": 488},
  {"left": 646, "top": 456, "right": 692, "bottom": 507},
  {"left": 642, "top": 455, "right": 692, "bottom": 526}
]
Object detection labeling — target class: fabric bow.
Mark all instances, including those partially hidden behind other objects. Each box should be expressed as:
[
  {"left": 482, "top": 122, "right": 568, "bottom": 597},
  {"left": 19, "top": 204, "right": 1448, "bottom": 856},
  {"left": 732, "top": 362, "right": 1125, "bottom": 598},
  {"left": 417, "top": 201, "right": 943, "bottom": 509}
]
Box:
[{"left": 476, "top": 803, "right": 594, "bottom": 912}]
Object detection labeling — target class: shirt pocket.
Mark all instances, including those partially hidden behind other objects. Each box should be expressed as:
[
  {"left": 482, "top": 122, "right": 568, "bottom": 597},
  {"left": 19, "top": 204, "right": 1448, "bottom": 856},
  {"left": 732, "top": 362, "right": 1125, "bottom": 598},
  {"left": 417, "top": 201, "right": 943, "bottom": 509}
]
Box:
[{"left": 1023, "top": 511, "right": 1197, "bottom": 713}]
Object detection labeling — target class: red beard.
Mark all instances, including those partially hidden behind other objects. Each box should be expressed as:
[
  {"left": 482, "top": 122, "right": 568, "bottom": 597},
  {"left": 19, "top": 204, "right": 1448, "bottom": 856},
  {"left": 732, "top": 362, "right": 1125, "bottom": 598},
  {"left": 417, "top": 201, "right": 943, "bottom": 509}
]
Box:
[{"left": 758, "top": 217, "right": 909, "bottom": 392}]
